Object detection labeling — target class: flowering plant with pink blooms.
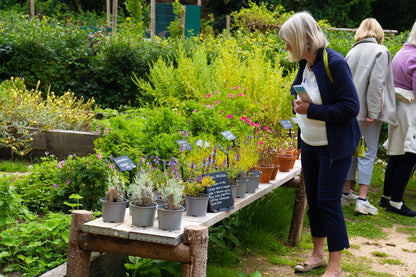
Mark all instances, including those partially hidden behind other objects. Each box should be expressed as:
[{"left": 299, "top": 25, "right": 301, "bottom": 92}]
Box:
[{"left": 255, "top": 126, "right": 280, "bottom": 167}]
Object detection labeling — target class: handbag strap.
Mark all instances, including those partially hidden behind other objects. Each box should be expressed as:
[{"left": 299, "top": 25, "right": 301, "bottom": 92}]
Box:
[{"left": 323, "top": 48, "right": 334, "bottom": 84}]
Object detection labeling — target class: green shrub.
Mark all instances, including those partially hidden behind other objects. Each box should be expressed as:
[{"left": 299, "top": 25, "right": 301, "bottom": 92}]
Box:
[
  {"left": 134, "top": 35, "right": 296, "bottom": 133},
  {"left": 0, "top": 212, "right": 70, "bottom": 276},
  {"left": 0, "top": 174, "right": 32, "bottom": 231},
  {"left": 0, "top": 11, "right": 176, "bottom": 108},
  {"left": 14, "top": 152, "right": 115, "bottom": 213}
]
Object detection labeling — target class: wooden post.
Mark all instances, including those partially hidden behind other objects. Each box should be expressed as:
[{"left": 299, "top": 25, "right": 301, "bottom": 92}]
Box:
[
  {"left": 106, "top": 0, "right": 111, "bottom": 25},
  {"left": 112, "top": 0, "right": 117, "bottom": 33},
  {"left": 197, "top": 0, "right": 201, "bottom": 5},
  {"left": 150, "top": 0, "right": 155, "bottom": 38},
  {"left": 67, "top": 210, "right": 93, "bottom": 277},
  {"left": 29, "top": 0, "right": 35, "bottom": 18},
  {"left": 181, "top": 6, "right": 186, "bottom": 37},
  {"left": 181, "top": 225, "right": 209, "bottom": 277},
  {"left": 226, "top": 15, "right": 230, "bottom": 39},
  {"left": 287, "top": 173, "right": 307, "bottom": 245}
]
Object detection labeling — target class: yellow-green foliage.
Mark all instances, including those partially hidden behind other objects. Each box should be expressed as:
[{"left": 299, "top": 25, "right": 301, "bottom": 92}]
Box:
[
  {"left": 134, "top": 36, "right": 296, "bottom": 133},
  {"left": 0, "top": 78, "right": 95, "bottom": 131},
  {"left": 0, "top": 77, "right": 96, "bottom": 155}
]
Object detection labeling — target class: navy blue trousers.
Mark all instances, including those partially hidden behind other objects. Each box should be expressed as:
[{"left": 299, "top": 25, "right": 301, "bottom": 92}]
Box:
[
  {"left": 301, "top": 140, "right": 350, "bottom": 252},
  {"left": 384, "top": 152, "right": 416, "bottom": 202}
]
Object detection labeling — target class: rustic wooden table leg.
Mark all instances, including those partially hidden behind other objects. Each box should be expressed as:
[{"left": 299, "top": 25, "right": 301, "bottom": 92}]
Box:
[
  {"left": 181, "top": 225, "right": 209, "bottom": 277},
  {"left": 288, "top": 172, "right": 307, "bottom": 245},
  {"left": 67, "top": 210, "right": 94, "bottom": 277}
]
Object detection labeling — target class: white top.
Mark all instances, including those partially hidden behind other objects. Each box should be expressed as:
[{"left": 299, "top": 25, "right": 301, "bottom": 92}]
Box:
[
  {"left": 384, "top": 88, "right": 416, "bottom": 155},
  {"left": 296, "top": 66, "right": 328, "bottom": 146}
]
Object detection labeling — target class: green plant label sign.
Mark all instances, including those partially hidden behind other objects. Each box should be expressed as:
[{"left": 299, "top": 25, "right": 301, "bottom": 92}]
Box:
[
  {"left": 204, "top": 170, "right": 234, "bottom": 212},
  {"left": 176, "top": 139, "right": 193, "bottom": 151},
  {"left": 279, "top": 119, "right": 294, "bottom": 130},
  {"left": 221, "top": 130, "right": 236, "bottom": 141},
  {"left": 113, "top": 155, "right": 136, "bottom": 172}
]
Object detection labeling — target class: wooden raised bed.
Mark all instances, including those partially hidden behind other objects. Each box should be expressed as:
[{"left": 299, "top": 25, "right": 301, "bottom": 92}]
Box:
[{"left": 0, "top": 127, "right": 101, "bottom": 160}]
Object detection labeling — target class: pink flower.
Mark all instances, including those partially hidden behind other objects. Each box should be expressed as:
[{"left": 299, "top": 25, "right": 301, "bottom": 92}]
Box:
[
  {"left": 255, "top": 123, "right": 260, "bottom": 127},
  {"left": 215, "top": 100, "right": 220, "bottom": 104},
  {"left": 259, "top": 141, "right": 264, "bottom": 145},
  {"left": 192, "top": 109, "right": 198, "bottom": 113},
  {"left": 238, "top": 93, "right": 244, "bottom": 97},
  {"left": 254, "top": 100, "right": 258, "bottom": 103},
  {"left": 214, "top": 91, "right": 220, "bottom": 94},
  {"left": 66, "top": 180, "right": 70, "bottom": 185},
  {"left": 97, "top": 153, "right": 102, "bottom": 160},
  {"left": 205, "top": 94, "right": 212, "bottom": 98},
  {"left": 263, "top": 126, "right": 271, "bottom": 131},
  {"left": 104, "top": 128, "right": 109, "bottom": 134},
  {"left": 236, "top": 86, "right": 240, "bottom": 89},
  {"left": 230, "top": 87, "right": 235, "bottom": 90},
  {"left": 219, "top": 110, "right": 223, "bottom": 113},
  {"left": 226, "top": 114, "right": 233, "bottom": 119},
  {"left": 57, "top": 160, "right": 65, "bottom": 169},
  {"left": 227, "top": 94, "right": 234, "bottom": 98},
  {"left": 53, "top": 184, "right": 59, "bottom": 189},
  {"left": 250, "top": 122, "right": 256, "bottom": 126}
]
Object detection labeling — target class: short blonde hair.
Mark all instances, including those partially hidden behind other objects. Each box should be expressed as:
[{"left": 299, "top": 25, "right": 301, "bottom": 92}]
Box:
[
  {"left": 278, "top": 11, "right": 328, "bottom": 61},
  {"left": 354, "top": 18, "right": 384, "bottom": 44},
  {"left": 407, "top": 20, "right": 416, "bottom": 46}
]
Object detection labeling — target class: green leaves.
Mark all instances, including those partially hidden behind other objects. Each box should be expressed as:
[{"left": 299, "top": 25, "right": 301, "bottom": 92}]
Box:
[{"left": 0, "top": 212, "right": 70, "bottom": 275}]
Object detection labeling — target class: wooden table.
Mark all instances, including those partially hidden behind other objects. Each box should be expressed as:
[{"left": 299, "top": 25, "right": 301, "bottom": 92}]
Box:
[{"left": 67, "top": 161, "right": 306, "bottom": 277}]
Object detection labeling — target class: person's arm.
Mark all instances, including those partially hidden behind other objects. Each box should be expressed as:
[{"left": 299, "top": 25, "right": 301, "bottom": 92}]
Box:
[
  {"left": 307, "top": 58, "right": 360, "bottom": 122},
  {"left": 367, "top": 49, "right": 390, "bottom": 120}
]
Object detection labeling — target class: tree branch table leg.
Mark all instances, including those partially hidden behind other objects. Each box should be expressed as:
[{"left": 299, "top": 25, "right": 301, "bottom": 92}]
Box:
[
  {"left": 67, "top": 210, "right": 94, "bottom": 277},
  {"left": 288, "top": 172, "right": 307, "bottom": 245},
  {"left": 181, "top": 225, "right": 209, "bottom": 277}
]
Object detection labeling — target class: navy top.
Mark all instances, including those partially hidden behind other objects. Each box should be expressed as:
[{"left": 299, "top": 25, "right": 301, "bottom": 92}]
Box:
[{"left": 291, "top": 48, "right": 361, "bottom": 162}]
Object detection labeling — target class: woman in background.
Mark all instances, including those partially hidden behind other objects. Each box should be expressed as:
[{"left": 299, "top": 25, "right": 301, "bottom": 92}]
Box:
[
  {"left": 342, "top": 18, "right": 397, "bottom": 215},
  {"left": 279, "top": 11, "right": 361, "bottom": 277},
  {"left": 381, "top": 20, "right": 416, "bottom": 217}
]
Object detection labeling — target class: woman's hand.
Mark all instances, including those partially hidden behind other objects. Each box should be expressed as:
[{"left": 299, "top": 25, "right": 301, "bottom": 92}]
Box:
[
  {"left": 366, "top": 117, "right": 375, "bottom": 123},
  {"left": 293, "top": 99, "right": 310, "bottom": 114}
]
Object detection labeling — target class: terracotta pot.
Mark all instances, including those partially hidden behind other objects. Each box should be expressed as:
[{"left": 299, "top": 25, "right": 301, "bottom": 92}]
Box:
[
  {"left": 253, "top": 165, "right": 274, "bottom": 183},
  {"left": 271, "top": 164, "right": 279, "bottom": 180},
  {"left": 277, "top": 155, "right": 296, "bottom": 172}
]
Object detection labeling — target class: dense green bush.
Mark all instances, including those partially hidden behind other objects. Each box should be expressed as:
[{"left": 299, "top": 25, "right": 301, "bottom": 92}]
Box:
[
  {"left": 0, "top": 11, "right": 176, "bottom": 108},
  {"left": 14, "top": 152, "right": 115, "bottom": 213}
]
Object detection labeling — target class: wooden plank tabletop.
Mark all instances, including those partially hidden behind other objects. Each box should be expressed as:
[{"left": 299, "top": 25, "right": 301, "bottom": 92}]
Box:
[{"left": 82, "top": 160, "right": 302, "bottom": 246}]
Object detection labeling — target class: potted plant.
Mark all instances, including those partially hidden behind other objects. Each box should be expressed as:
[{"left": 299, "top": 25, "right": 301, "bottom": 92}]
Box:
[
  {"left": 184, "top": 175, "right": 214, "bottom": 217},
  {"left": 253, "top": 129, "right": 276, "bottom": 183},
  {"left": 276, "top": 136, "right": 299, "bottom": 172},
  {"left": 156, "top": 159, "right": 185, "bottom": 231},
  {"left": 100, "top": 167, "right": 128, "bottom": 223},
  {"left": 226, "top": 165, "right": 240, "bottom": 200},
  {"left": 129, "top": 170, "right": 157, "bottom": 227}
]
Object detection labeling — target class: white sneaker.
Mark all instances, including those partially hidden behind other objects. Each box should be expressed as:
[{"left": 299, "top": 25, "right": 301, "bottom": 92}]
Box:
[
  {"left": 355, "top": 199, "right": 378, "bottom": 215},
  {"left": 341, "top": 190, "right": 359, "bottom": 206}
]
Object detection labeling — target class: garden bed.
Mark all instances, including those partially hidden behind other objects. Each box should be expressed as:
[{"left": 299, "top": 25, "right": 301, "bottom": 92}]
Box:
[{"left": 0, "top": 127, "right": 101, "bottom": 160}]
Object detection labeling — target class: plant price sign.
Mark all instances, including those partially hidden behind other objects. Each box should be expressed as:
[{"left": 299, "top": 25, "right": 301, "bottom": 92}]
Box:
[
  {"left": 112, "top": 155, "right": 136, "bottom": 172},
  {"left": 204, "top": 170, "right": 234, "bottom": 212}
]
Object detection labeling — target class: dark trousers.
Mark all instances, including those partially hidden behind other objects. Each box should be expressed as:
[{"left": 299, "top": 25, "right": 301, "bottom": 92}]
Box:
[
  {"left": 301, "top": 140, "right": 350, "bottom": 252},
  {"left": 384, "top": 152, "right": 416, "bottom": 202}
]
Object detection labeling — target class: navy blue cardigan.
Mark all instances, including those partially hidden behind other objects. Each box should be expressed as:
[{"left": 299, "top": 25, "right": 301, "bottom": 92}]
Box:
[{"left": 291, "top": 48, "right": 361, "bottom": 162}]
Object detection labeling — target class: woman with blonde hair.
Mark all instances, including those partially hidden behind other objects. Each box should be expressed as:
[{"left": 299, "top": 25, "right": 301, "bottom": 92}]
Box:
[
  {"left": 381, "top": 20, "right": 416, "bottom": 217},
  {"left": 342, "top": 18, "right": 397, "bottom": 215},
  {"left": 279, "top": 11, "right": 360, "bottom": 277}
]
